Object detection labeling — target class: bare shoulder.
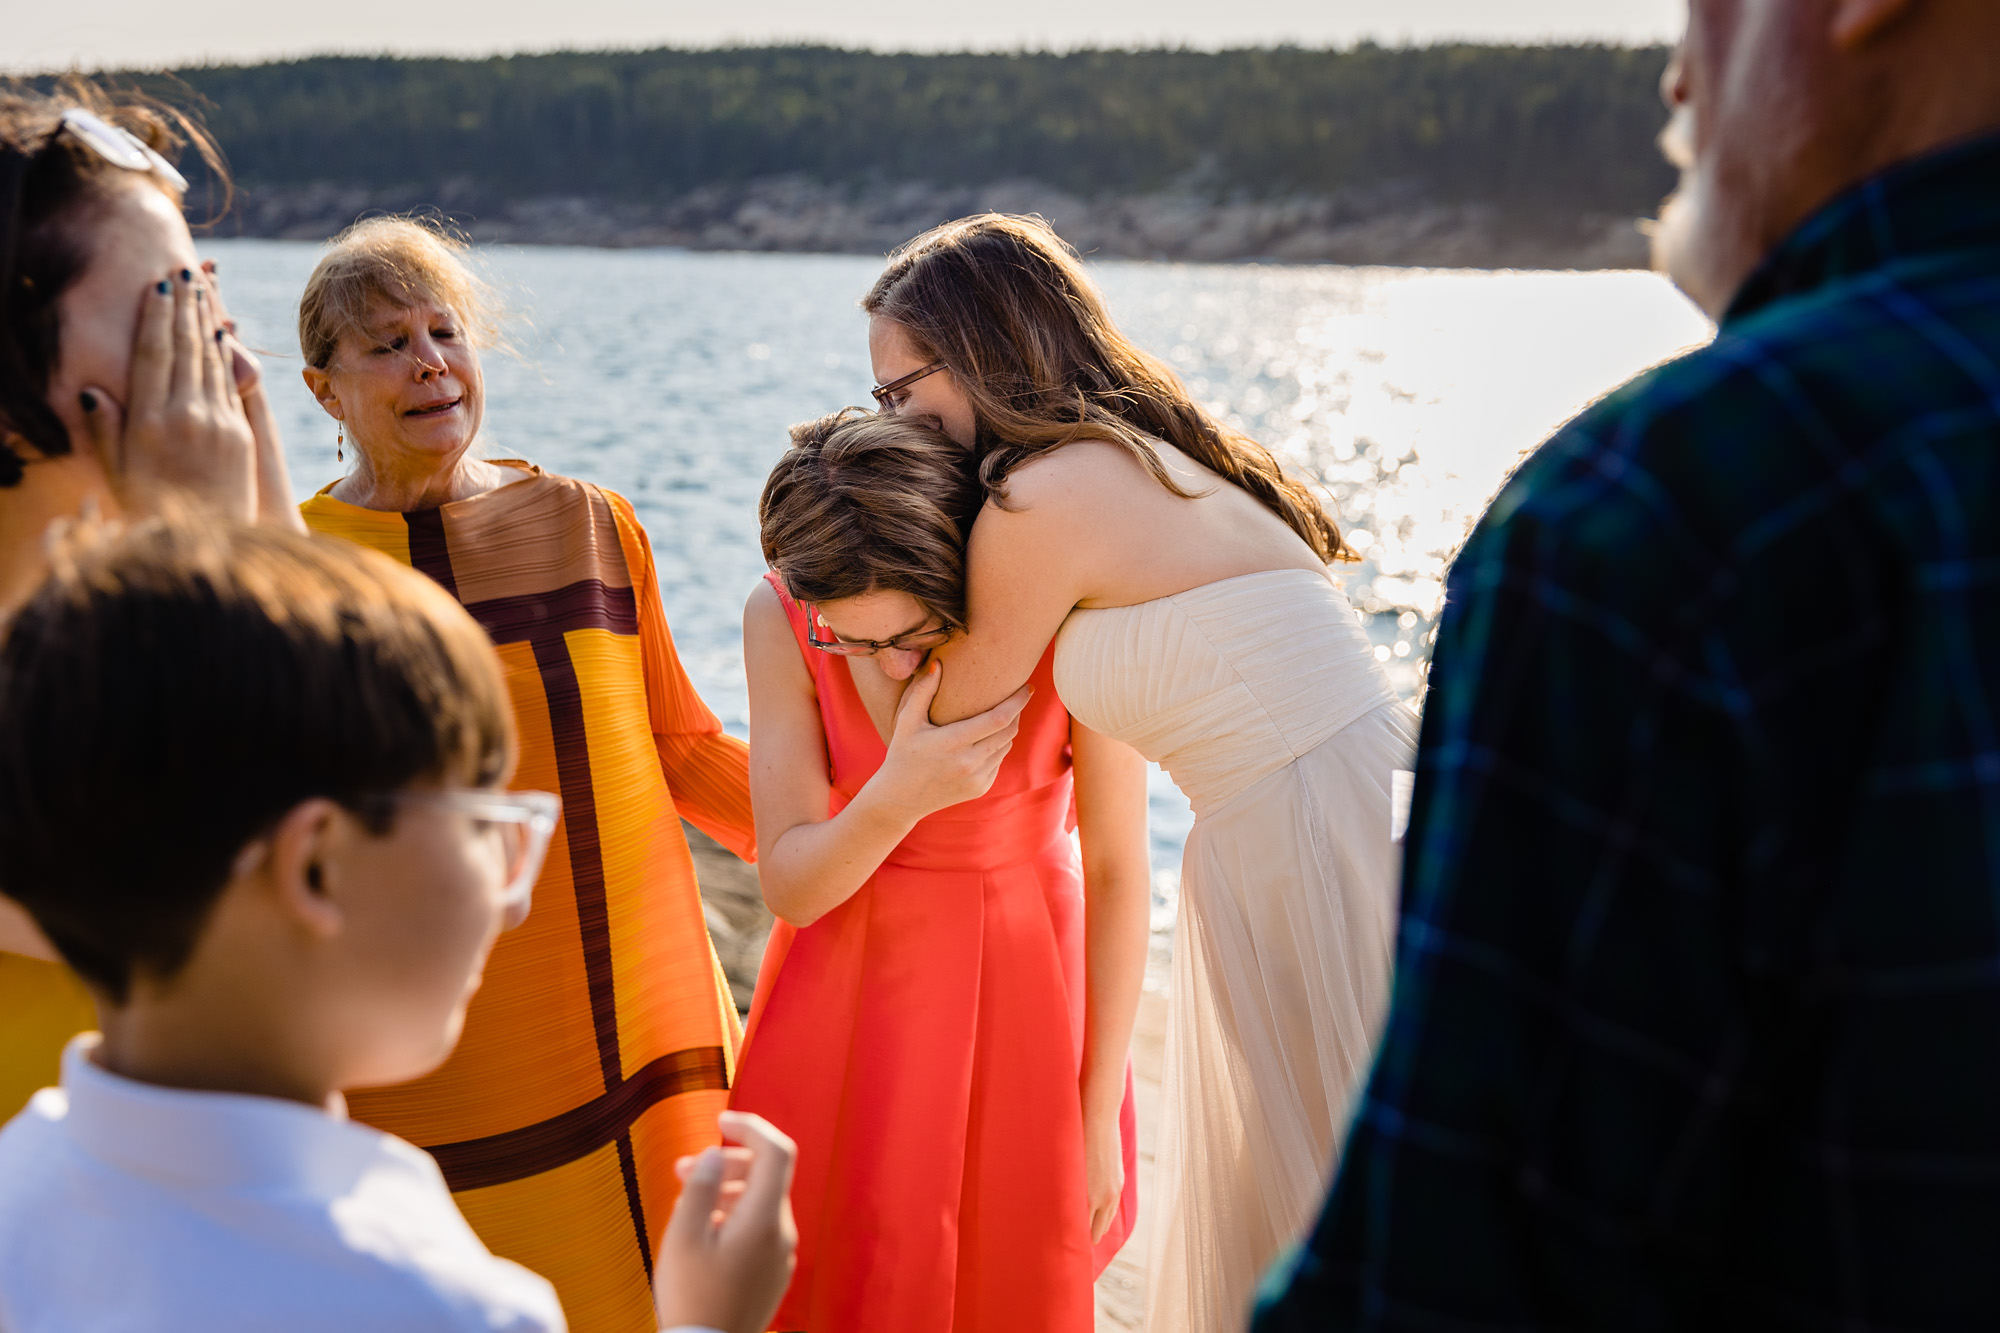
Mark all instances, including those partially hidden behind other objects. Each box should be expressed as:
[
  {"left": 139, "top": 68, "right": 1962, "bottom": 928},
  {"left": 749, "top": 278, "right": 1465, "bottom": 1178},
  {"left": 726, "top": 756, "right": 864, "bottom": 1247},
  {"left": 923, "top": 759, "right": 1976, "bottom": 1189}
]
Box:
[
  {"left": 990, "top": 438, "right": 1168, "bottom": 512},
  {"left": 743, "top": 578, "right": 799, "bottom": 656},
  {"left": 743, "top": 575, "right": 786, "bottom": 624}
]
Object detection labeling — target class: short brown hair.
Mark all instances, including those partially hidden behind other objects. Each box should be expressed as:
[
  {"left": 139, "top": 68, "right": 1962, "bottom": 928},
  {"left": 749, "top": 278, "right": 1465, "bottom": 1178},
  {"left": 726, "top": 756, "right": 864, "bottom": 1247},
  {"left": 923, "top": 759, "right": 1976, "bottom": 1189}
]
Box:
[
  {"left": 0, "top": 77, "right": 228, "bottom": 486},
  {"left": 0, "top": 513, "right": 514, "bottom": 1002},
  {"left": 298, "top": 215, "right": 500, "bottom": 370},
  {"left": 759, "top": 408, "right": 983, "bottom": 630},
  {"left": 865, "top": 213, "right": 1351, "bottom": 562}
]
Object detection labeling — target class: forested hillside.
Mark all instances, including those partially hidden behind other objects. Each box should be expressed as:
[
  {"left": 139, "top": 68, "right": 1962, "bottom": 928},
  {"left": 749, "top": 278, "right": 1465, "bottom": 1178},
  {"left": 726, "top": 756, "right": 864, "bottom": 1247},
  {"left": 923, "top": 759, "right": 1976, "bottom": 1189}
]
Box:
[{"left": 96, "top": 44, "right": 1681, "bottom": 264}]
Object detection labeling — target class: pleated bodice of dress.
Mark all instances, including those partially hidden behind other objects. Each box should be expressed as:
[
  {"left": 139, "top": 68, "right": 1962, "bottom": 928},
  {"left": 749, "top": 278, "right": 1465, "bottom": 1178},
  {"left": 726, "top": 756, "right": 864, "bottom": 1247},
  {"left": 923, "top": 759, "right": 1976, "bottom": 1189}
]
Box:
[{"left": 1054, "top": 568, "right": 1400, "bottom": 816}]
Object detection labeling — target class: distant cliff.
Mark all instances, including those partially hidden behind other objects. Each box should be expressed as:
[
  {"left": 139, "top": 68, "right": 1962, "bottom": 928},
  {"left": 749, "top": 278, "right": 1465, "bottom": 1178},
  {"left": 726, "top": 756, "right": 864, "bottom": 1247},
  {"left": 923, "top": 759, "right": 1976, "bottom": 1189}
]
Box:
[
  {"left": 220, "top": 175, "right": 1651, "bottom": 268},
  {"left": 131, "top": 43, "right": 1672, "bottom": 267}
]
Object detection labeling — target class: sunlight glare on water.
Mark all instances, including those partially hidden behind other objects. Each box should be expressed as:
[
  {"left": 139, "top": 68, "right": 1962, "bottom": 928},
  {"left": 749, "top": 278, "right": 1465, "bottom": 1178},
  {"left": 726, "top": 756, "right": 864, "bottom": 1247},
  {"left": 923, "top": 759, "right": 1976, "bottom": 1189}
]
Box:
[{"left": 207, "top": 241, "right": 1712, "bottom": 919}]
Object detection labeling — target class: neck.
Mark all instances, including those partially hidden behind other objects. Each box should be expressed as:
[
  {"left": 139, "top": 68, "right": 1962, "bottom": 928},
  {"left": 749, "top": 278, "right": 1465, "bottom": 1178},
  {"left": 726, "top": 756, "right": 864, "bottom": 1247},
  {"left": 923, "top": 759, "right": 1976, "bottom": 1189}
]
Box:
[
  {"left": 94, "top": 974, "right": 339, "bottom": 1111},
  {"left": 0, "top": 454, "right": 115, "bottom": 616},
  {"left": 334, "top": 448, "right": 505, "bottom": 512}
]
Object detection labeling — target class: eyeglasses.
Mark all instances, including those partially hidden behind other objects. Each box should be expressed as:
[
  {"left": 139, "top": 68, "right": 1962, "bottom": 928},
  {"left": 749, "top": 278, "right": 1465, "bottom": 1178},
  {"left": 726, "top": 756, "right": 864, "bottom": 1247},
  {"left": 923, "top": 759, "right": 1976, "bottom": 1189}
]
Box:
[
  {"left": 870, "top": 360, "right": 947, "bottom": 411},
  {"left": 806, "top": 606, "right": 953, "bottom": 657},
  {"left": 375, "top": 788, "right": 562, "bottom": 921}
]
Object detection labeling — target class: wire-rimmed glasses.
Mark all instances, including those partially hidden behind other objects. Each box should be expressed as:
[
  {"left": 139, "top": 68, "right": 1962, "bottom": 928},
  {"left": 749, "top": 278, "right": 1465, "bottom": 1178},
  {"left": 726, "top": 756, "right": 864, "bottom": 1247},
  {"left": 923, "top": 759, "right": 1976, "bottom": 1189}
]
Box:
[
  {"left": 805, "top": 606, "right": 953, "bottom": 657},
  {"left": 870, "top": 360, "right": 947, "bottom": 411}
]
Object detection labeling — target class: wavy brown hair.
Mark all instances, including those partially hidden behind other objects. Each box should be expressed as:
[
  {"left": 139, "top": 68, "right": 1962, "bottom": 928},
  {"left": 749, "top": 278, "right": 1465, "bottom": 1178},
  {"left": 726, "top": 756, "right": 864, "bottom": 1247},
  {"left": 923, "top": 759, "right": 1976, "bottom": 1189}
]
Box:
[
  {"left": 0, "top": 77, "right": 229, "bottom": 486},
  {"left": 760, "top": 408, "right": 984, "bottom": 631},
  {"left": 863, "top": 213, "right": 1350, "bottom": 562}
]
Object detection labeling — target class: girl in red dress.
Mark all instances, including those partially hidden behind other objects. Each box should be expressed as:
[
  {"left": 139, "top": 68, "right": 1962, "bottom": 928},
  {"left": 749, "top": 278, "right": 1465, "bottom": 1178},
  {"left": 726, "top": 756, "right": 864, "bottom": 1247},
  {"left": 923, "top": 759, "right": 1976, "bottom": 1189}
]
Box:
[{"left": 729, "top": 409, "right": 1148, "bottom": 1332}]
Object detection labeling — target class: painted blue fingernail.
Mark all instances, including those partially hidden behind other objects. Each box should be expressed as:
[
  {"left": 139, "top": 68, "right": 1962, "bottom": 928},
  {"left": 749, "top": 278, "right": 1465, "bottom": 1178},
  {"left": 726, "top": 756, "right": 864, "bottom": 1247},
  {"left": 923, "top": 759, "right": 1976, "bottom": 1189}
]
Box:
[
  {"left": 155, "top": 280, "right": 170, "bottom": 294},
  {"left": 215, "top": 329, "right": 225, "bottom": 343},
  {"left": 79, "top": 391, "right": 98, "bottom": 412},
  {"left": 179, "top": 268, "right": 193, "bottom": 282}
]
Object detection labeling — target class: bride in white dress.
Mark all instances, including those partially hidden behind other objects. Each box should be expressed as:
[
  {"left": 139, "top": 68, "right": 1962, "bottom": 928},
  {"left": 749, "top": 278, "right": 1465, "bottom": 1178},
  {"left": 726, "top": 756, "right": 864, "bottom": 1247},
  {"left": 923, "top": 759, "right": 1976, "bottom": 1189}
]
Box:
[{"left": 861, "top": 214, "right": 1418, "bottom": 1331}]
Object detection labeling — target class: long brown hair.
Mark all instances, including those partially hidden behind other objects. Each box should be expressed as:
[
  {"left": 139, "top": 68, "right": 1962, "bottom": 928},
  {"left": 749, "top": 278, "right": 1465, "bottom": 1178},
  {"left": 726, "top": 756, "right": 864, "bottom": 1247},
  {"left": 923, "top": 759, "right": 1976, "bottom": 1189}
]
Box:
[
  {"left": 759, "top": 408, "right": 984, "bottom": 631},
  {"left": 863, "top": 213, "right": 1350, "bottom": 562}
]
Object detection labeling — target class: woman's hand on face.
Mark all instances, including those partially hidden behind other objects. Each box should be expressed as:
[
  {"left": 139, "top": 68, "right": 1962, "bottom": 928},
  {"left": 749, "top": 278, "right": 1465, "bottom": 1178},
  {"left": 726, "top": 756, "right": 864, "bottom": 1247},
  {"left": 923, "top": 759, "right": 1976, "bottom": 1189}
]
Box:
[
  {"left": 200, "top": 260, "right": 305, "bottom": 532},
  {"left": 1084, "top": 1101, "right": 1126, "bottom": 1244},
  {"left": 75, "top": 269, "right": 257, "bottom": 521},
  {"left": 871, "top": 661, "right": 1029, "bottom": 822}
]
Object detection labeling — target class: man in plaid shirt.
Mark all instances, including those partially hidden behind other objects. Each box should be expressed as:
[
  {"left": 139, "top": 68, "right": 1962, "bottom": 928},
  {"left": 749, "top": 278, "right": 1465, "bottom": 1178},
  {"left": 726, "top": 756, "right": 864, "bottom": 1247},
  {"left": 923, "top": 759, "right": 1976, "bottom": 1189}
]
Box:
[{"left": 1257, "top": 1, "right": 2000, "bottom": 1328}]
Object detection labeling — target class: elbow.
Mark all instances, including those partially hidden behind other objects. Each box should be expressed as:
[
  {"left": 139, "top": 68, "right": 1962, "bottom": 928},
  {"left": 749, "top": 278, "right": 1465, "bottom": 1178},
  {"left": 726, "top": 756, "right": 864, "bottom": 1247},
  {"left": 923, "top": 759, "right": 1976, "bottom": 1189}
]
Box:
[{"left": 760, "top": 880, "right": 825, "bottom": 930}]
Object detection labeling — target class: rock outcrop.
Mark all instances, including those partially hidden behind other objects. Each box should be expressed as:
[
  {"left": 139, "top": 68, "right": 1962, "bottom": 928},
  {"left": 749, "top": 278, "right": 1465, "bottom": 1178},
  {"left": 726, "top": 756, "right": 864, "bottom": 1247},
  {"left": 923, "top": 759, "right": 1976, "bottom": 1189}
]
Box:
[
  {"left": 685, "top": 823, "right": 771, "bottom": 1016},
  {"left": 214, "top": 175, "right": 1651, "bottom": 270}
]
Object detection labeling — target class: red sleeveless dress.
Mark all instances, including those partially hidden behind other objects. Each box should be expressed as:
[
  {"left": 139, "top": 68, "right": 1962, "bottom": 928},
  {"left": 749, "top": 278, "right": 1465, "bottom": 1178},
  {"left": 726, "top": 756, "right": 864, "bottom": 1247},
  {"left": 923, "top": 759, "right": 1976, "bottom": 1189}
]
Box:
[{"left": 730, "top": 575, "right": 1138, "bottom": 1332}]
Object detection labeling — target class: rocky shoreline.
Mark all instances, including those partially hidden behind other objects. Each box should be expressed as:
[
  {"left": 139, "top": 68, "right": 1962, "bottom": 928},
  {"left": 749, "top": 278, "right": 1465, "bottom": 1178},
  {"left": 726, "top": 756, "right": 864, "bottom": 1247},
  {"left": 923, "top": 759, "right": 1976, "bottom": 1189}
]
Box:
[{"left": 213, "top": 175, "right": 1652, "bottom": 270}]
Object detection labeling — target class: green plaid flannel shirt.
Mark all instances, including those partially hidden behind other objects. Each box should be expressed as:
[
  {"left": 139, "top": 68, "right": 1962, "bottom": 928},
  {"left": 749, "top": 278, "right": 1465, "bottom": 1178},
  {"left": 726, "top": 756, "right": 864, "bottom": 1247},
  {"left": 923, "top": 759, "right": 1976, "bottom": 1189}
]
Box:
[{"left": 1255, "top": 131, "right": 2000, "bottom": 1331}]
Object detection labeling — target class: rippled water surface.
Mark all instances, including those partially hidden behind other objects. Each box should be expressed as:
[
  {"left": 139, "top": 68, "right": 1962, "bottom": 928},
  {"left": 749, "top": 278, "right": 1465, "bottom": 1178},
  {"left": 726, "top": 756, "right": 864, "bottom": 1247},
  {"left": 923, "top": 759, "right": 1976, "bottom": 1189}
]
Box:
[{"left": 210, "top": 240, "right": 1712, "bottom": 902}]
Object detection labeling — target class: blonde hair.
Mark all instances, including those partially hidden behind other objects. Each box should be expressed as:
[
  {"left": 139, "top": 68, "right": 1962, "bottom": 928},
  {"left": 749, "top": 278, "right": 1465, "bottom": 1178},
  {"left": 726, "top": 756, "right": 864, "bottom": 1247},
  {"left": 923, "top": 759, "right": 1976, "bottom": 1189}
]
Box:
[
  {"left": 864, "top": 213, "right": 1351, "bottom": 563},
  {"left": 297, "top": 215, "right": 500, "bottom": 369}
]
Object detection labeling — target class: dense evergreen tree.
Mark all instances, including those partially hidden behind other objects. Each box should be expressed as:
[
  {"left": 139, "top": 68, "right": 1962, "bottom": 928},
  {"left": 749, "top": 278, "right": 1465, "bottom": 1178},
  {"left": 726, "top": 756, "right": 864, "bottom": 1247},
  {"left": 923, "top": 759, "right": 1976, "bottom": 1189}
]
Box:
[{"left": 99, "top": 44, "right": 1675, "bottom": 216}]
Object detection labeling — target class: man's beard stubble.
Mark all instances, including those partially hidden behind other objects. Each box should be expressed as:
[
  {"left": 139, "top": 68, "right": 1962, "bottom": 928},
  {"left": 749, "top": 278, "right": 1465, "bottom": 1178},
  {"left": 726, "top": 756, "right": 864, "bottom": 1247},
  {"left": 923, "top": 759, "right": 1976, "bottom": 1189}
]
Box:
[{"left": 1649, "top": 104, "right": 1730, "bottom": 319}]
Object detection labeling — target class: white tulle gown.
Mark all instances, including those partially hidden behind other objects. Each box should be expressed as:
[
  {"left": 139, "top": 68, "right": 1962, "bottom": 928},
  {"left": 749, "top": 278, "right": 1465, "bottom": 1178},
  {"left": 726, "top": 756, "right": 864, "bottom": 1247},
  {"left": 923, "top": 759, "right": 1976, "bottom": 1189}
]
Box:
[{"left": 1054, "top": 568, "right": 1418, "bottom": 1333}]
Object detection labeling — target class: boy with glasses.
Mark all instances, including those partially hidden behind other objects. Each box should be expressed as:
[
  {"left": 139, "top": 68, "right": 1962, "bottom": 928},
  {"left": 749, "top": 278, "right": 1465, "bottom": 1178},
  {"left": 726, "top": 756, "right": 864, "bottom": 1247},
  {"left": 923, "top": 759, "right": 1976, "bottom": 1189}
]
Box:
[{"left": 0, "top": 516, "right": 793, "bottom": 1332}]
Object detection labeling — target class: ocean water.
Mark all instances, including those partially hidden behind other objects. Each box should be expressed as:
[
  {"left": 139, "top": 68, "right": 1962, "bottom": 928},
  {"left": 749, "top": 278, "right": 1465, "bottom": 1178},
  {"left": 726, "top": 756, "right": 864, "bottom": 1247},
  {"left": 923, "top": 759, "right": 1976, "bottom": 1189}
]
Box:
[{"left": 206, "top": 239, "right": 1713, "bottom": 917}]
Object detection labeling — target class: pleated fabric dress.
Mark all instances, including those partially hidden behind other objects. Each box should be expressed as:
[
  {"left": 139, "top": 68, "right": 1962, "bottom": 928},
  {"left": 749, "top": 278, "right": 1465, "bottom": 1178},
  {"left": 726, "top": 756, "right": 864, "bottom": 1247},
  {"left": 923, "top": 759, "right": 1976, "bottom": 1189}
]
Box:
[
  {"left": 729, "top": 574, "right": 1137, "bottom": 1333},
  {"left": 303, "top": 463, "right": 754, "bottom": 1333},
  {"left": 0, "top": 956, "right": 95, "bottom": 1122}
]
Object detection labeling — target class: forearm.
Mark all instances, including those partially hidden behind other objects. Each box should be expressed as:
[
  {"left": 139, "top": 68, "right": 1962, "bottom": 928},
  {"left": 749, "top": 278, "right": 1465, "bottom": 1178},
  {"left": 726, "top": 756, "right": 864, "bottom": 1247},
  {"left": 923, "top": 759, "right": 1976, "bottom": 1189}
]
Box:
[
  {"left": 242, "top": 386, "right": 305, "bottom": 534},
  {"left": 660, "top": 731, "right": 758, "bottom": 861},
  {"left": 1079, "top": 861, "right": 1149, "bottom": 1118},
  {"left": 758, "top": 783, "right": 920, "bottom": 927}
]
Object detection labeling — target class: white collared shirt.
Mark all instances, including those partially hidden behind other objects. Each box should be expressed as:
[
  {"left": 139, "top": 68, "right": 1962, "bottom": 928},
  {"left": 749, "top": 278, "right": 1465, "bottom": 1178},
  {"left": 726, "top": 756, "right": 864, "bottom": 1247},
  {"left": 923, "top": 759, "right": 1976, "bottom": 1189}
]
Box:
[{"left": 0, "top": 1035, "right": 567, "bottom": 1332}]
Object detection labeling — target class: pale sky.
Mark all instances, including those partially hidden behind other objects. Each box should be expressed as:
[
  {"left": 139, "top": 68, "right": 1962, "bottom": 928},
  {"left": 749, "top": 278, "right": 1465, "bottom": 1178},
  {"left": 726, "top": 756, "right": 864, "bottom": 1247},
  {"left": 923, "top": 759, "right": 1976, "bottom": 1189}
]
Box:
[{"left": 12, "top": 1, "right": 1684, "bottom": 74}]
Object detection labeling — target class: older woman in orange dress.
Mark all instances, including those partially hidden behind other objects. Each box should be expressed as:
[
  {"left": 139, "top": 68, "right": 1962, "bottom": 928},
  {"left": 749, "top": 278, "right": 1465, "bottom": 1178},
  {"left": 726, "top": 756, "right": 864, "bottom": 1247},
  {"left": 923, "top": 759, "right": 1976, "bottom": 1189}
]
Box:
[{"left": 296, "top": 217, "right": 754, "bottom": 1333}]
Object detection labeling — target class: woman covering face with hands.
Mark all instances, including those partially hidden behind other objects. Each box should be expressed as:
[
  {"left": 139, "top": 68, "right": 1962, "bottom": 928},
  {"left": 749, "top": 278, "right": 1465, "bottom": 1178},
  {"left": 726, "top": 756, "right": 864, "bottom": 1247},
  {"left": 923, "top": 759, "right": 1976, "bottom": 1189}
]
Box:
[
  {"left": 0, "top": 81, "right": 300, "bottom": 1121},
  {"left": 728, "top": 409, "right": 1150, "bottom": 1333}
]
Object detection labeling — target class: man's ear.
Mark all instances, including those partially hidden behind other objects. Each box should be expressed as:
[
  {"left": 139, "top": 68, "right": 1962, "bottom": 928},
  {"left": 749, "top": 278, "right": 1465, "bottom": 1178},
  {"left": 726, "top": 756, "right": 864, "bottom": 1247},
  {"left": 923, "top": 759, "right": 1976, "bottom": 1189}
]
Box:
[
  {"left": 300, "top": 365, "right": 342, "bottom": 420},
  {"left": 260, "top": 798, "right": 345, "bottom": 939},
  {"left": 1831, "top": 0, "right": 1920, "bottom": 48}
]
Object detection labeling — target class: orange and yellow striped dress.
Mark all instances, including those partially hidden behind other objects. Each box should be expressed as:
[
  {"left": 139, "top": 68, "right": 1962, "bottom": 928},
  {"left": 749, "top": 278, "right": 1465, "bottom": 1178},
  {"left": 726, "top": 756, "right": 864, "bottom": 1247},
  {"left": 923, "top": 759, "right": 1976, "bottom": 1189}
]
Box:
[
  {"left": 304, "top": 462, "right": 753, "bottom": 1332},
  {"left": 0, "top": 955, "right": 94, "bottom": 1121}
]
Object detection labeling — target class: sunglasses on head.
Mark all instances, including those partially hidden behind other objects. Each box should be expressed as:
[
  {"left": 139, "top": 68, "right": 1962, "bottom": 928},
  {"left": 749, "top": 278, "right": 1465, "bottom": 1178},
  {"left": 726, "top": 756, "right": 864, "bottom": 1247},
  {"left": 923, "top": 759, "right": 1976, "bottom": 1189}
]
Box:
[{"left": 3, "top": 107, "right": 190, "bottom": 298}]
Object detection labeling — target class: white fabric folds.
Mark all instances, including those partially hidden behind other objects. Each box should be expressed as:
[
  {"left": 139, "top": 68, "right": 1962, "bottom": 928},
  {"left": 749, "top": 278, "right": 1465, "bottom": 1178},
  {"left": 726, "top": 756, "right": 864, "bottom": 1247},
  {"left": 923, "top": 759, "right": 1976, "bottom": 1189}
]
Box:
[{"left": 1057, "top": 569, "right": 1418, "bottom": 1333}]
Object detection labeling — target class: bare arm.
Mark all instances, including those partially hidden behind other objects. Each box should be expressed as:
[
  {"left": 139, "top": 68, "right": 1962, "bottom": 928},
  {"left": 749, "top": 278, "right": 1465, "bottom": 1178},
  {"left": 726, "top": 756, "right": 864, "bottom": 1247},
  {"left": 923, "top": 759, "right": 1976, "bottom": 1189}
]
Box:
[
  {"left": 202, "top": 261, "right": 305, "bottom": 533},
  {"left": 745, "top": 581, "right": 1029, "bottom": 927},
  {"left": 1072, "top": 719, "right": 1152, "bottom": 1243},
  {"left": 925, "top": 462, "right": 1108, "bottom": 724}
]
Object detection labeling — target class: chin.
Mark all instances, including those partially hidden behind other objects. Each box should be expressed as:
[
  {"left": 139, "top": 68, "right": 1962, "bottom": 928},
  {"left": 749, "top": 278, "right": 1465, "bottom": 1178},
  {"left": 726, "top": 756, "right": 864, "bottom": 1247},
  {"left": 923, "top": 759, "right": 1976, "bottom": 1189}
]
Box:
[
  {"left": 1653, "top": 171, "right": 1739, "bottom": 322},
  {"left": 361, "top": 1014, "right": 469, "bottom": 1090}
]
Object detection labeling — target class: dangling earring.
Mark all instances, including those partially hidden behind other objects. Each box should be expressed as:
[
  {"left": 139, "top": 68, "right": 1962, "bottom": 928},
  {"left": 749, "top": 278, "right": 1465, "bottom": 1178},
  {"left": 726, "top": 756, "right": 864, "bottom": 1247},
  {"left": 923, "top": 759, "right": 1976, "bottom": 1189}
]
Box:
[{"left": 336, "top": 420, "right": 345, "bottom": 464}]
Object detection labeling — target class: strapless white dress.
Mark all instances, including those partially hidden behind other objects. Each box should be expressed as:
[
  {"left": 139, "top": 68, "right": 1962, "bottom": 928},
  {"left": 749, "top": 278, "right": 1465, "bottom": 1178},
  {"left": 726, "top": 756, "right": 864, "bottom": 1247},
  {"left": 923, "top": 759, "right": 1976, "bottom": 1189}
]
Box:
[{"left": 1055, "top": 568, "right": 1417, "bottom": 1333}]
